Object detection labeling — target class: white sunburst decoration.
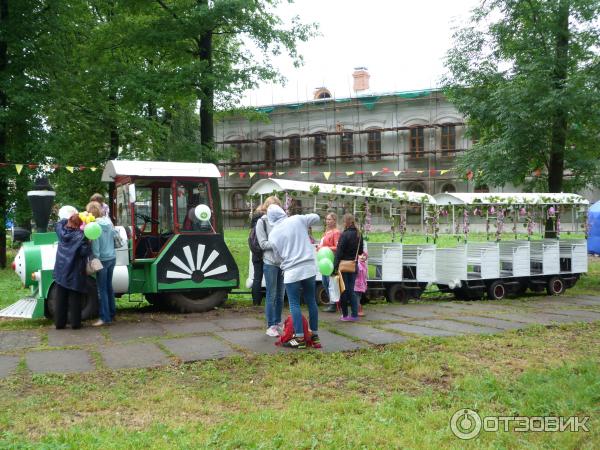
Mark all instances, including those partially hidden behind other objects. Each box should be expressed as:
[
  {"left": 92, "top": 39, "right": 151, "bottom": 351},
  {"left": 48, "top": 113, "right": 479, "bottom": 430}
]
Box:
[{"left": 166, "top": 244, "right": 228, "bottom": 281}]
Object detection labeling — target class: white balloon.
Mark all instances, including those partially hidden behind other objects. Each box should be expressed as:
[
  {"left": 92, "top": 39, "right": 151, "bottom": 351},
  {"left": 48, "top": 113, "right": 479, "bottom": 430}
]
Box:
[
  {"left": 194, "top": 204, "right": 211, "bottom": 221},
  {"left": 58, "top": 205, "right": 78, "bottom": 220}
]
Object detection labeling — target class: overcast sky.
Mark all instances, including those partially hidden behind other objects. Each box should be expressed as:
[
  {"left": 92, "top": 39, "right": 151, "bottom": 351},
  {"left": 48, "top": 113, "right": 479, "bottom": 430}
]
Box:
[{"left": 242, "top": 0, "right": 480, "bottom": 106}]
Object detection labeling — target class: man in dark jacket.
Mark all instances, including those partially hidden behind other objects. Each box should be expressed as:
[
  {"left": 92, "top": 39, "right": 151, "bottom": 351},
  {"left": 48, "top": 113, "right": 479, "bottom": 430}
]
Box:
[
  {"left": 53, "top": 214, "right": 92, "bottom": 329},
  {"left": 333, "top": 213, "right": 364, "bottom": 321}
]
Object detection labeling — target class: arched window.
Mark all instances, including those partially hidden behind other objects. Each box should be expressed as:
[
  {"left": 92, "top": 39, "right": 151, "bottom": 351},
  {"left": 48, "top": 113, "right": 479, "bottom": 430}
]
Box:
[
  {"left": 288, "top": 135, "right": 301, "bottom": 165},
  {"left": 367, "top": 129, "right": 381, "bottom": 161},
  {"left": 410, "top": 127, "right": 424, "bottom": 158},
  {"left": 264, "top": 137, "right": 276, "bottom": 169},
  {"left": 230, "top": 143, "right": 243, "bottom": 169},
  {"left": 441, "top": 124, "right": 456, "bottom": 157},
  {"left": 314, "top": 134, "right": 327, "bottom": 164},
  {"left": 407, "top": 182, "right": 426, "bottom": 193},
  {"left": 230, "top": 192, "right": 246, "bottom": 217},
  {"left": 341, "top": 131, "right": 354, "bottom": 162},
  {"left": 440, "top": 183, "right": 456, "bottom": 193}
]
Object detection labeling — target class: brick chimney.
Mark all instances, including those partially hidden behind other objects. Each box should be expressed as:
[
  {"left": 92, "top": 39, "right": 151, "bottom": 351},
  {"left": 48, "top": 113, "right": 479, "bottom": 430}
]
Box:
[{"left": 352, "top": 67, "right": 370, "bottom": 92}]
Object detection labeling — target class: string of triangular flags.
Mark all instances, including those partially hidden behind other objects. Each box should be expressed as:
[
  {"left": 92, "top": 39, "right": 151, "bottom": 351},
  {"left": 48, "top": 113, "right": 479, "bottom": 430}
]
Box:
[
  {"left": 0, "top": 163, "right": 98, "bottom": 174},
  {"left": 225, "top": 168, "right": 455, "bottom": 180}
]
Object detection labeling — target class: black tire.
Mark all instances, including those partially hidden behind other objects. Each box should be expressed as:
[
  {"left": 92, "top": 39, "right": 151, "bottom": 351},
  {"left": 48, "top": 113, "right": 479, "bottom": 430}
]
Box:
[
  {"left": 166, "top": 290, "right": 227, "bottom": 313},
  {"left": 386, "top": 284, "right": 408, "bottom": 304},
  {"left": 315, "top": 283, "right": 329, "bottom": 305},
  {"left": 45, "top": 278, "right": 99, "bottom": 321},
  {"left": 546, "top": 276, "right": 565, "bottom": 296},
  {"left": 487, "top": 280, "right": 506, "bottom": 301}
]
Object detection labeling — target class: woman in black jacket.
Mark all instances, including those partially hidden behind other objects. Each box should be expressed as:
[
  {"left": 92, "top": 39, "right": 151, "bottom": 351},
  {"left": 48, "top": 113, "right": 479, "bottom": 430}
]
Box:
[
  {"left": 53, "top": 213, "right": 92, "bottom": 329},
  {"left": 249, "top": 206, "right": 265, "bottom": 306},
  {"left": 333, "top": 213, "right": 364, "bottom": 321}
]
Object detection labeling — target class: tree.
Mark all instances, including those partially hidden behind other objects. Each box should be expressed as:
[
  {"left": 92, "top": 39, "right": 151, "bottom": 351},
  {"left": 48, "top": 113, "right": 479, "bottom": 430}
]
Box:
[{"left": 443, "top": 0, "right": 600, "bottom": 194}]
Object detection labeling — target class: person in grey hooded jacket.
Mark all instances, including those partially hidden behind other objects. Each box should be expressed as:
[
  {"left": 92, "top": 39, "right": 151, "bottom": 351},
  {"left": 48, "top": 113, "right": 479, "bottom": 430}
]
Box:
[
  {"left": 267, "top": 204, "right": 321, "bottom": 349},
  {"left": 87, "top": 201, "right": 116, "bottom": 326}
]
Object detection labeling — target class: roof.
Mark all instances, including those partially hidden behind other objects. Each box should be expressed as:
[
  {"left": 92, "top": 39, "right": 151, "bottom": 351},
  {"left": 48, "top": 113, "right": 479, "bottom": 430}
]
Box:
[
  {"left": 248, "top": 179, "right": 435, "bottom": 204},
  {"left": 101, "top": 160, "right": 221, "bottom": 182},
  {"left": 434, "top": 192, "right": 589, "bottom": 206}
]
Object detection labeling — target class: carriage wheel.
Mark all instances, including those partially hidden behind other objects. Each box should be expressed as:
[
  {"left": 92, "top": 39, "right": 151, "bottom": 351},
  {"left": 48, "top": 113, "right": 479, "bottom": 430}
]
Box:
[
  {"left": 386, "top": 284, "right": 408, "bottom": 304},
  {"left": 546, "top": 276, "right": 565, "bottom": 296},
  {"left": 315, "top": 283, "right": 330, "bottom": 305},
  {"left": 165, "top": 290, "right": 227, "bottom": 313},
  {"left": 46, "top": 278, "right": 99, "bottom": 321},
  {"left": 487, "top": 280, "right": 506, "bottom": 301}
]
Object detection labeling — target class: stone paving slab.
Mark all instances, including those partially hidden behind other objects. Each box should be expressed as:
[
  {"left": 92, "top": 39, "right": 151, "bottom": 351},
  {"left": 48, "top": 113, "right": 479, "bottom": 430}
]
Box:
[
  {"left": 217, "top": 330, "right": 286, "bottom": 354},
  {"left": 0, "top": 330, "right": 40, "bottom": 352},
  {"left": 412, "top": 319, "right": 503, "bottom": 335},
  {"left": 450, "top": 315, "right": 527, "bottom": 330},
  {"left": 357, "top": 311, "right": 408, "bottom": 322},
  {"left": 212, "top": 317, "right": 264, "bottom": 330},
  {"left": 161, "top": 336, "right": 237, "bottom": 362},
  {"left": 381, "top": 323, "right": 459, "bottom": 337},
  {"left": 0, "top": 355, "right": 20, "bottom": 378},
  {"left": 490, "top": 312, "right": 573, "bottom": 325},
  {"left": 99, "top": 343, "right": 171, "bottom": 369},
  {"left": 538, "top": 310, "right": 600, "bottom": 322},
  {"left": 375, "top": 306, "right": 442, "bottom": 319},
  {"left": 533, "top": 297, "right": 600, "bottom": 308},
  {"left": 108, "top": 322, "right": 165, "bottom": 342},
  {"left": 435, "top": 302, "right": 515, "bottom": 312},
  {"left": 47, "top": 327, "right": 105, "bottom": 347},
  {"left": 160, "top": 320, "right": 222, "bottom": 336},
  {"left": 332, "top": 323, "right": 409, "bottom": 345},
  {"left": 26, "top": 349, "right": 94, "bottom": 374},
  {"left": 315, "top": 329, "right": 365, "bottom": 353}
]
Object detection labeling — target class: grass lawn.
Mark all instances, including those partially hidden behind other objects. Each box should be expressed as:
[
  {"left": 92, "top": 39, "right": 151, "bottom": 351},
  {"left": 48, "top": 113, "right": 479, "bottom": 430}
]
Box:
[{"left": 0, "top": 323, "right": 598, "bottom": 448}]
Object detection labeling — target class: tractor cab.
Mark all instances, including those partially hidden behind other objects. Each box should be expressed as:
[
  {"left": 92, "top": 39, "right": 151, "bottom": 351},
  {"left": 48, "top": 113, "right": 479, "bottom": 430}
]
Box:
[{"left": 102, "top": 160, "right": 239, "bottom": 312}]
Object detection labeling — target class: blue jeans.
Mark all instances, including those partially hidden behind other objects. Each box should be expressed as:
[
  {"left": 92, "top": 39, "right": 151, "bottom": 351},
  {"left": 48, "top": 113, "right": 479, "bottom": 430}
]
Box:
[
  {"left": 263, "top": 264, "right": 284, "bottom": 327},
  {"left": 96, "top": 258, "right": 116, "bottom": 323},
  {"left": 285, "top": 276, "right": 319, "bottom": 337},
  {"left": 340, "top": 271, "right": 358, "bottom": 318}
]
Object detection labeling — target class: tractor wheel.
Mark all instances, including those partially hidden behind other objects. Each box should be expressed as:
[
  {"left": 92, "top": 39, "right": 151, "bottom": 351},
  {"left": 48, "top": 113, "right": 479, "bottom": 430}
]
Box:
[
  {"left": 546, "top": 276, "right": 565, "bottom": 296},
  {"left": 386, "top": 284, "right": 408, "bottom": 304},
  {"left": 46, "top": 278, "right": 99, "bottom": 321},
  {"left": 315, "top": 283, "right": 330, "bottom": 305},
  {"left": 145, "top": 293, "right": 171, "bottom": 310},
  {"left": 487, "top": 280, "right": 506, "bottom": 301},
  {"left": 166, "top": 290, "right": 227, "bottom": 313}
]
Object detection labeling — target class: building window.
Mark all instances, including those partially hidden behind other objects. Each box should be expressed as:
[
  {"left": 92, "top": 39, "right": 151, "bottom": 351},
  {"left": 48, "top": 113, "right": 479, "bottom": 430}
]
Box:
[
  {"left": 264, "top": 138, "right": 275, "bottom": 169},
  {"left": 314, "top": 134, "right": 327, "bottom": 164},
  {"left": 367, "top": 129, "right": 381, "bottom": 161},
  {"left": 407, "top": 182, "right": 426, "bottom": 193},
  {"left": 341, "top": 131, "right": 354, "bottom": 162},
  {"left": 288, "top": 135, "right": 301, "bottom": 165},
  {"left": 440, "top": 183, "right": 456, "bottom": 193},
  {"left": 441, "top": 125, "right": 456, "bottom": 157},
  {"left": 231, "top": 143, "right": 242, "bottom": 168},
  {"left": 230, "top": 192, "right": 246, "bottom": 217},
  {"left": 410, "top": 127, "right": 424, "bottom": 158}
]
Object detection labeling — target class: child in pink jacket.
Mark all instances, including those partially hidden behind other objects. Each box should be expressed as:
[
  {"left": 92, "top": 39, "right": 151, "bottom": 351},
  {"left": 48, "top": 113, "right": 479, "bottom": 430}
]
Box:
[{"left": 354, "top": 252, "right": 368, "bottom": 316}]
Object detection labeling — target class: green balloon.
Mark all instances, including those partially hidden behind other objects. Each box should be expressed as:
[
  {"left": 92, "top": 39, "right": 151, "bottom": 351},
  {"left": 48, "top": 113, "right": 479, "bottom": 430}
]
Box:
[
  {"left": 84, "top": 222, "right": 102, "bottom": 240},
  {"left": 318, "top": 258, "right": 334, "bottom": 276},
  {"left": 317, "top": 247, "right": 334, "bottom": 263}
]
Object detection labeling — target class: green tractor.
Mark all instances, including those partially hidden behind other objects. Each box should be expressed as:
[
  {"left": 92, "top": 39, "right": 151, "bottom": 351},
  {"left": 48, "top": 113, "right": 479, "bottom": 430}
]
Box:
[{"left": 3, "top": 160, "right": 239, "bottom": 319}]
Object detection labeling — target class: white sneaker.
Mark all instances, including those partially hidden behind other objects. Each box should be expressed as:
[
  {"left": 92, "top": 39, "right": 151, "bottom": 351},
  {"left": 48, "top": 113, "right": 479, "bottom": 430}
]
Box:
[{"left": 266, "top": 325, "right": 280, "bottom": 337}]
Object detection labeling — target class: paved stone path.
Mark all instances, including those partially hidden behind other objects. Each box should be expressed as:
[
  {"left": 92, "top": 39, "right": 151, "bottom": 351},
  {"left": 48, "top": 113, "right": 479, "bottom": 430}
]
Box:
[{"left": 0, "top": 294, "right": 599, "bottom": 378}]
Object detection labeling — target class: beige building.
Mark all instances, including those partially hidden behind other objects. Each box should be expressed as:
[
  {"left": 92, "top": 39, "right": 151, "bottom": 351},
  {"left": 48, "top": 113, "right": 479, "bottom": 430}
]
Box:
[{"left": 216, "top": 69, "right": 479, "bottom": 226}]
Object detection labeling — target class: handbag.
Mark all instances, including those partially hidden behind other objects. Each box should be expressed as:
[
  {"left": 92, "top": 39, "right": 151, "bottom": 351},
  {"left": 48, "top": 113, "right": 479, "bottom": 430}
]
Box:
[
  {"left": 113, "top": 229, "right": 125, "bottom": 249},
  {"left": 86, "top": 258, "right": 103, "bottom": 275},
  {"left": 328, "top": 275, "right": 342, "bottom": 302},
  {"left": 339, "top": 232, "right": 361, "bottom": 273}
]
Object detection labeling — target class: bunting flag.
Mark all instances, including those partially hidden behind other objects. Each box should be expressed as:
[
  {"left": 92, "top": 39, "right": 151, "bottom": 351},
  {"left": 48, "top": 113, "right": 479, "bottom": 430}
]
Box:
[
  {"left": 90, "top": 167, "right": 97, "bottom": 172},
  {"left": 15, "top": 164, "right": 23, "bottom": 175},
  {"left": 229, "top": 172, "right": 235, "bottom": 177},
  {"left": 466, "top": 170, "right": 474, "bottom": 180},
  {"left": 66, "top": 166, "right": 74, "bottom": 173},
  {"left": 248, "top": 172, "right": 256, "bottom": 178},
  {"left": 277, "top": 172, "right": 285, "bottom": 176},
  {"left": 416, "top": 170, "right": 423, "bottom": 174},
  {"left": 345, "top": 171, "right": 354, "bottom": 176},
  {"left": 371, "top": 171, "right": 378, "bottom": 176},
  {"left": 440, "top": 169, "right": 449, "bottom": 175},
  {"left": 393, "top": 171, "right": 401, "bottom": 176},
  {"left": 323, "top": 172, "right": 331, "bottom": 180}
]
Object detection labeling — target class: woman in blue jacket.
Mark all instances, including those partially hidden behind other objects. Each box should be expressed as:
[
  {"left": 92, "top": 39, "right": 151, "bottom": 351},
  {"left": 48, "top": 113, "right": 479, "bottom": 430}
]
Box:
[{"left": 53, "top": 213, "right": 92, "bottom": 329}]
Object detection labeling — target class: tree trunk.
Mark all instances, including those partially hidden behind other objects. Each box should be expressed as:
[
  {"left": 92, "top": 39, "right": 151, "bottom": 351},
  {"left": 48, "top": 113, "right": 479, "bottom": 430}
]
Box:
[
  {"left": 0, "top": 0, "right": 8, "bottom": 268},
  {"left": 545, "top": 0, "right": 569, "bottom": 238},
  {"left": 197, "top": 0, "right": 213, "bottom": 158}
]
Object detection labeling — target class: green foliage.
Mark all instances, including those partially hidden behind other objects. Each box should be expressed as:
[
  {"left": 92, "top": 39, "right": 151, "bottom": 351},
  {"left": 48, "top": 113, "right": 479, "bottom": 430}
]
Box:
[{"left": 444, "top": 0, "right": 600, "bottom": 192}]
